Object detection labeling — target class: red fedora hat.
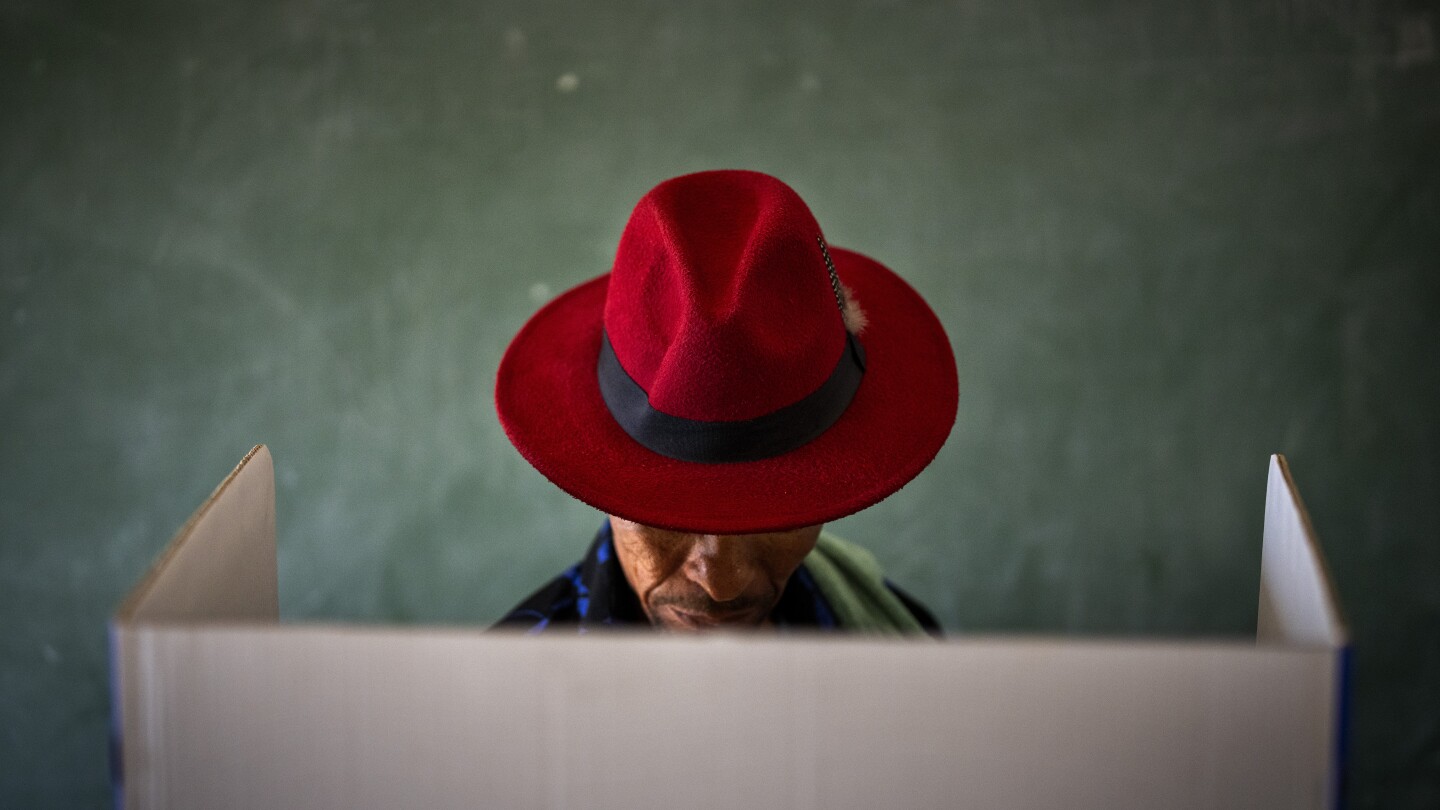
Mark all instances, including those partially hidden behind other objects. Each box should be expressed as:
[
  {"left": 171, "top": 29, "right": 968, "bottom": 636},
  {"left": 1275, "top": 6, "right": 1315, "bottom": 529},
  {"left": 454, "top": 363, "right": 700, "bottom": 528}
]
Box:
[{"left": 495, "top": 170, "right": 957, "bottom": 534}]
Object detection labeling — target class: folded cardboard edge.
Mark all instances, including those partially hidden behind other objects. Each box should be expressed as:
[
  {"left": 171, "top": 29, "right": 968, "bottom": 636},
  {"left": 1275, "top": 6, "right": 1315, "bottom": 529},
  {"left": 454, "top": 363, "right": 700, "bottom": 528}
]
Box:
[
  {"left": 1258, "top": 454, "right": 1349, "bottom": 649},
  {"left": 1260, "top": 453, "right": 1350, "bottom": 810},
  {"left": 111, "top": 444, "right": 277, "bottom": 807},
  {"left": 113, "top": 444, "right": 277, "bottom": 624},
  {"left": 110, "top": 443, "right": 273, "bottom": 801}
]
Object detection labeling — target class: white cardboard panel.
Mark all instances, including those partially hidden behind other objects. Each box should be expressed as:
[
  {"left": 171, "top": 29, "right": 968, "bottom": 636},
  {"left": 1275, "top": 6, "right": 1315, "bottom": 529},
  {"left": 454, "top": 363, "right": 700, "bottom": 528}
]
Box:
[
  {"left": 1258, "top": 455, "right": 1347, "bottom": 647},
  {"left": 112, "top": 449, "right": 1346, "bottom": 809},
  {"left": 116, "top": 627, "right": 1336, "bottom": 810}
]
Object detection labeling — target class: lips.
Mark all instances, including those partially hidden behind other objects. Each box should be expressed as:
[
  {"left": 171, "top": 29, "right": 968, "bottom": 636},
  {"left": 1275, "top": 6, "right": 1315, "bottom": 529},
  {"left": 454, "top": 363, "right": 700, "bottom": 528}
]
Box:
[{"left": 664, "top": 605, "right": 764, "bottom": 629}]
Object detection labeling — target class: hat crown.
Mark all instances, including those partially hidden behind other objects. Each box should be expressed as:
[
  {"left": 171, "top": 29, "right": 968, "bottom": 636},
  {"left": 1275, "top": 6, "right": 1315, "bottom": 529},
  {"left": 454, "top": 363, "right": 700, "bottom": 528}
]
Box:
[{"left": 603, "top": 171, "right": 847, "bottom": 422}]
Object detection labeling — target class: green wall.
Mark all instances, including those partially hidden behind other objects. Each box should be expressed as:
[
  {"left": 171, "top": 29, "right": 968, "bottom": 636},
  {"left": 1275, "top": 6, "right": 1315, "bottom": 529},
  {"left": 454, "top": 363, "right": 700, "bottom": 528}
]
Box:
[{"left": 2, "top": 1, "right": 1436, "bottom": 806}]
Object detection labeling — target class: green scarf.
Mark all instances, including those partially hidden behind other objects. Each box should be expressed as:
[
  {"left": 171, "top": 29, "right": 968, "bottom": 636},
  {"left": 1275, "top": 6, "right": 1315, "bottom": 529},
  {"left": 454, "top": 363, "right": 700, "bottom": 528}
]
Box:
[{"left": 802, "top": 532, "right": 928, "bottom": 635}]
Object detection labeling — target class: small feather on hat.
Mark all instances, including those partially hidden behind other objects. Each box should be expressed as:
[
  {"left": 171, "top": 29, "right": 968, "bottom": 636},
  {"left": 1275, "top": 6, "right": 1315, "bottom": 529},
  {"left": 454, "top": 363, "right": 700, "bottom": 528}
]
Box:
[{"left": 840, "top": 282, "right": 868, "bottom": 335}]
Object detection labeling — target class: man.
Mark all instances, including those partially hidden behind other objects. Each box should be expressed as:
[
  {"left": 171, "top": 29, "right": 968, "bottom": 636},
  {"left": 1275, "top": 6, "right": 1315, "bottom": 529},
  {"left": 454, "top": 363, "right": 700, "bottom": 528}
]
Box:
[{"left": 493, "top": 170, "right": 957, "bottom": 633}]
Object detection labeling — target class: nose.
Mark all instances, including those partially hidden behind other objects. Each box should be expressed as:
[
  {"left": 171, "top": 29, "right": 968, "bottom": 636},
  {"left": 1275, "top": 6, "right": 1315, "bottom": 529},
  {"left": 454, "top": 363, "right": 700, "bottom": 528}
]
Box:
[{"left": 682, "top": 535, "right": 754, "bottom": 603}]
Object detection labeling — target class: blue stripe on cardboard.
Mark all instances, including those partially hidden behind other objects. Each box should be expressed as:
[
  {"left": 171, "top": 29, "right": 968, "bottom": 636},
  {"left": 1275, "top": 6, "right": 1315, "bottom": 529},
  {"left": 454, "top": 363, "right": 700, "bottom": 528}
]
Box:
[{"left": 1333, "top": 644, "right": 1353, "bottom": 810}]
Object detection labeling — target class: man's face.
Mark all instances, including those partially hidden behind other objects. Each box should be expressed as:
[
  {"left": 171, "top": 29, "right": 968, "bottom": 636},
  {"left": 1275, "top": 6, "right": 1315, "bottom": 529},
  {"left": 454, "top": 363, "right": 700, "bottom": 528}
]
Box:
[{"left": 608, "top": 516, "right": 821, "bottom": 630}]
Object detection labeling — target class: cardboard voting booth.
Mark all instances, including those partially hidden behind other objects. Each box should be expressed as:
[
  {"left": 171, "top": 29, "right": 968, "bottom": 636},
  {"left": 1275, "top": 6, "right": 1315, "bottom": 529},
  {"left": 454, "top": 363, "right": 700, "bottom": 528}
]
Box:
[{"left": 111, "top": 446, "right": 1349, "bottom": 809}]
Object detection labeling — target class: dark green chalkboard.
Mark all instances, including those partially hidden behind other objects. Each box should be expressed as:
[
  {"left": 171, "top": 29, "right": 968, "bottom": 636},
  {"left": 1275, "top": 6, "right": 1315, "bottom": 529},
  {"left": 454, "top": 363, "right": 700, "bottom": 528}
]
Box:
[{"left": 2, "top": 1, "right": 1437, "bottom": 806}]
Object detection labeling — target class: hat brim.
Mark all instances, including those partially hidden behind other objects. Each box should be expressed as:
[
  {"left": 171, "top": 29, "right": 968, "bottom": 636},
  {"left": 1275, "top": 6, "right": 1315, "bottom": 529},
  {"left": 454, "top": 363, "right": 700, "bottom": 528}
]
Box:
[{"left": 495, "top": 247, "right": 958, "bottom": 534}]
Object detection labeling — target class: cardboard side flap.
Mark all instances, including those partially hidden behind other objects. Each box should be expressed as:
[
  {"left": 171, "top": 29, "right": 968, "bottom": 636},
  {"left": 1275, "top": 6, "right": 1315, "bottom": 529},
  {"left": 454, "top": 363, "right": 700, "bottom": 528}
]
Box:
[
  {"left": 114, "top": 445, "right": 278, "bottom": 624},
  {"left": 1257, "top": 454, "right": 1347, "bottom": 647}
]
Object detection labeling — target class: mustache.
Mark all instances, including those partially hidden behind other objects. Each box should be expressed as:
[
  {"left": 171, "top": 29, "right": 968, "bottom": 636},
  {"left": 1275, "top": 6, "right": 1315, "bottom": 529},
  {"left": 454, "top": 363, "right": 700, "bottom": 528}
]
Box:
[{"left": 647, "top": 589, "right": 771, "bottom": 618}]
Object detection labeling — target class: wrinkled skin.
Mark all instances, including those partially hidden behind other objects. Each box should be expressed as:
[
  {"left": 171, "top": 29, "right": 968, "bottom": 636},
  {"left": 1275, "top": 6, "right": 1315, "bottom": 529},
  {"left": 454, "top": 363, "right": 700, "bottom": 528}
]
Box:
[{"left": 608, "top": 516, "right": 822, "bottom": 631}]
